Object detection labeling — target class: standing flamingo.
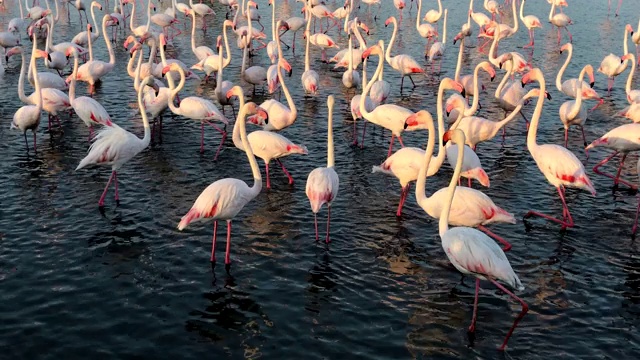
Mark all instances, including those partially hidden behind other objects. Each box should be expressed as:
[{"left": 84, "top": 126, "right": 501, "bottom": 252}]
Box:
[
  {"left": 177, "top": 101, "right": 266, "bottom": 268},
  {"left": 189, "top": 0, "right": 216, "bottom": 32},
  {"left": 521, "top": 68, "right": 596, "bottom": 229},
  {"left": 301, "top": 15, "right": 319, "bottom": 95},
  {"left": 556, "top": 43, "right": 603, "bottom": 110},
  {"left": 621, "top": 53, "right": 640, "bottom": 104},
  {"left": 586, "top": 123, "right": 640, "bottom": 190},
  {"left": 427, "top": 9, "right": 448, "bottom": 69},
  {"left": 76, "top": 75, "right": 156, "bottom": 207},
  {"left": 431, "top": 128, "right": 527, "bottom": 351},
  {"left": 520, "top": 0, "right": 542, "bottom": 48},
  {"left": 385, "top": 16, "right": 425, "bottom": 90},
  {"left": 228, "top": 86, "right": 308, "bottom": 189},
  {"left": 548, "top": 0, "right": 573, "bottom": 45},
  {"left": 424, "top": 0, "right": 443, "bottom": 23},
  {"left": 416, "top": 0, "right": 438, "bottom": 53},
  {"left": 559, "top": 65, "right": 592, "bottom": 152},
  {"left": 306, "top": 95, "right": 339, "bottom": 243},
  {"left": 76, "top": 16, "right": 118, "bottom": 93},
  {"left": 214, "top": 36, "right": 235, "bottom": 118},
  {"left": 598, "top": 24, "right": 632, "bottom": 94}
]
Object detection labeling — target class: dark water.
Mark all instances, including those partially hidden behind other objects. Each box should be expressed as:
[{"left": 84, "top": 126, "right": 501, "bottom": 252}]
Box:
[{"left": 1, "top": 0, "right": 640, "bottom": 358}]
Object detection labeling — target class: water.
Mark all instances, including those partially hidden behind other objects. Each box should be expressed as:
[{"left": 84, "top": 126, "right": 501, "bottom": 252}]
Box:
[{"left": 1, "top": 0, "right": 640, "bottom": 358}]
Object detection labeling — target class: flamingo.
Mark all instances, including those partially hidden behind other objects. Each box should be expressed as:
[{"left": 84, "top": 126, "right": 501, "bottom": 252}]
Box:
[
  {"left": 307, "top": 1, "right": 335, "bottom": 34},
  {"left": 75, "top": 76, "right": 155, "bottom": 207},
  {"left": 332, "top": 18, "right": 369, "bottom": 70},
  {"left": 177, "top": 100, "right": 265, "bottom": 267},
  {"left": 227, "top": 86, "right": 308, "bottom": 189},
  {"left": 424, "top": 0, "right": 443, "bottom": 23},
  {"left": 598, "top": 24, "right": 632, "bottom": 94},
  {"left": 133, "top": 49, "right": 170, "bottom": 136},
  {"left": 76, "top": 16, "right": 118, "bottom": 92},
  {"left": 240, "top": 32, "right": 268, "bottom": 92},
  {"left": 360, "top": 41, "right": 417, "bottom": 156},
  {"left": 39, "top": 20, "right": 67, "bottom": 75},
  {"left": 427, "top": 9, "right": 448, "bottom": 68},
  {"left": 556, "top": 43, "right": 603, "bottom": 111},
  {"left": 452, "top": 0, "right": 474, "bottom": 45},
  {"left": 306, "top": 95, "right": 339, "bottom": 243},
  {"left": 385, "top": 16, "right": 425, "bottom": 90},
  {"left": 360, "top": 0, "right": 382, "bottom": 21},
  {"left": 9, "top": 45, "right": 70, "bottom": 132},
  {"left": 632, "top": 20, "right": 640, "bottom": 65},
  {"left": 66, "top": 48, "right": 113, "bottom": 140},
  {"left": 619, "top": 103, "right": 640, "bottom": 123},
  {"left": 281, "top": 6, "right": 308, "bottom": 54},
  {"left": 430, "top": 129, "right": 526, "bottom": 351},
  {"left": 11, "top": 35, "right": 45, "bottom": 154},
  {"left": 107, "top": 0, "right": 128, "bottom": 43},
  {"left": 307, "top": 26, "right": 339, "bottom": 63},
  {"left": 416, "top": 0, "right": 438, "bottom": 52},
  {"left": 163, "top": 63, "right": 230, "bottom": 160},
  {"left": 129, "top": 0, "right": 154, "bottom": 38},
  {"left": 621, "top": 53, "right": 640, "bottom": 104},
  {"left": 214, "top": 36, "right": 235, "bottom": 118},
  {"left": 484, "top": 0, "right": 500, "bottom": 21},
  {"left": 151, "top": 3, "right": 180, "bottom": 39},
  {"left": 8, "top": 0, "right": 26, "bottom": 35},
  {"left": 189, "top": 0, "right": 215, "bottom": 32},
  {"left": 301, "top": 17, "right": 319, "bottom": 95},
  {"left": 69, "top": 0, "right": 89, "bottom": 28},
  {"left": 488, "top": 28, "right": 530, "bottom": 75},
  {"left": 559, "top": 65, "right": 592, "bottom": 153},
  {"left": 548, "top": 0, "right": 573, "bottom": 45},
  {"left": 521, "top": 68, "right": 596, "bottom": 229},
  {"left": 393, "top": 0, "right": 406, "bottom": 23},
  {"left": 350, "top": 56, "right": 375, "bottom": 145},
  {"left": 520, "top": 0, "right": 543, "bottom": 48},
  {"left": 186, "top": 8, "right": 212, "bottom": 61},
  {"left": 342, "top": 31, "right": 360, "bottom": 90},
  {"left": 190, "top": 20, "right": 233, "bottom": 80},
  {"left": 71, "top": 1, "right": 102, "bottom": 48},
  {"left": 586, "top": 123, "right": 640, "bottom": 190}
]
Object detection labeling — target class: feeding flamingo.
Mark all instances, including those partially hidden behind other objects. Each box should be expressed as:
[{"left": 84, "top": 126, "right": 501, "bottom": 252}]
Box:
[{"left": 586, "top": 123, "right": 640, "bottom": 190}]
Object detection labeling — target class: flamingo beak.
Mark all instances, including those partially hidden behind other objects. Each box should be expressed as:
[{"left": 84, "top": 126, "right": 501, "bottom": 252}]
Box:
[
  {"left": 545, "top": 91, "right": 552, "bottom": 100},
  {"left": 258, "top": 108, "right": 269, "bottom": 124},
  {"left": 403, "top": 114, "right": 418, "bottom": 129},
  {"left": 226, "top": 89, "right": 235, "bottom": 100},
  {"left": 442, "top": 130, "right": 453, "bottom": 144}
]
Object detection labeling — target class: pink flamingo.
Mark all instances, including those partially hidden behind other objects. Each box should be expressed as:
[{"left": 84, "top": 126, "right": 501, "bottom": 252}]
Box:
[
  {"left": 556, "top": 43, "right": 603, "bottom": 111},
  {"left": 306, "top": 95, "right": 339, "bottom": 243},
  {"left": 385, "top": 16, "right": 425, "bottom": 90},
  {"left": 520, "top": 0, "right": 543, "bottom": 48},
  {"left": 433, "top": 128, "right": 527, "bottom": 351},
  {"left": 598, "top": 24, "right": 632, "bottom": 94},
  {"left": 76, "top": 75, "right": 156, "bottom": 207},
  {"left": 621, "top": 53, "right": 640, "bottom": 104},
  {"left": 586, "top": 123, "right": 640, "bottom": 190},
  {"left": 228, "top": 86, "right": 308, "bottom": 189},
  {"left": 522, "top": 68, "right": 596, "bottom": 229},
  {"left": 559, "top": 65, "right": 592, "bottom": 152},
  {"left": 548, "top": 0, "right": 573, "bottom": 45},
  {"left": 177, "top": 101, "right": 266, "bottom": 267}
]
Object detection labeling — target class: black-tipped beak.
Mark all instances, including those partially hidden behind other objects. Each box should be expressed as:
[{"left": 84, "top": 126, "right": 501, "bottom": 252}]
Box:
[
  {"left": 403, "top": 121, "right": 409, "bottom": 129},
  {"left": 163, "top": 45, "right": 167, "bottom": 52},
  {"left": 461, "top": 88, "right": 466, "bottom": 97},
  {"left": 521, "top": 80, "right": 526, "bottom": 87},
  {"left": 446, "top": 110, "right": 450, "bottom": 117},
  {"left": 288, "top": 69, "right": 292, "bottom": 77},
  {"left": 453, "top": 39, "right": 457, "bottom": 45},
  {"left": 490, "top": 75, "right": 495, "bottom": 82},
  {"left": 47, "top": 54, "right": 51, "bottom": 62},
  {"left": 590, "top": 81, "right": 595, "bottom": 88},
  {"left": 4, "top": 56, "right": 8, "bottom": 63},
  {"left": 560, "top": 50, "right": 563, "bottom": 54},
  {"left": 546, "top": 92, "right": 552, "bottom": 100},
  {"left": 621, "top": 59, "right": 625, "bottom": 64},
  {"left": 499, "top": 62, "right": 503, "bottom": 69}
]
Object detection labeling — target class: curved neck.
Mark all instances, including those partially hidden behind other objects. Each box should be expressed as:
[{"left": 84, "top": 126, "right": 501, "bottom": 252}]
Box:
[
  {"left": 454, "top": 36, "right": 464, "bottom": 81},
  {"left": 19, "top": 0, "right": 24, "bottom": 18},
  {"left": 385, "top": 19, "right": 397, "bottom": 64},
  {"left": 556, "top": 45, "right": 572, "bottom": 92},
  {"left": 216, "top": 43, "right": 224, "bottom": 88},
  {"left": 549, "top": 1, "right": 555, "bottom": 21},
  {"left": 90, "top": 4, "right": 100, "bottom": 36},
  {"left": 18, "top": 49, "right": 29, "bottom": 103},
  {"left": 168, "top": 66, "right": 186, "bottom": 114},
  {"left": 627, "top": 54, "right": 636, "bottom": 95},
  {"left": 222, "top": 22, "right": 231, "bottom": 67},
  {"left": 102, "top": 16, "right": 115, "bottom": 65},
  {"left": 489, "top": 31, "right": 500, "bottom": 63},
  {"left": 416, "top": 87, "right": 441, "bottom": 211},
  {"left": 495, "top": 61, "right": 513, "bottom": 98},
  {"left": 327, "top": 98, "right": 335, "bottom": 167},
  {"left": 31, "top": 46, "right": 42, "bottom": 111},
  {"left": 241, "top": 36, "right": 248, "bottom": 74},
  {"left": 130, "top": 0, "right": 136, "bottom": 31},
  {"left": 361, "top": 48, "right": 384, "bottom": 119},
  {"left": 137, "top": 79, "right": 151, "bottom": 146},
  {"left": 159, "top": 38, "right": 176, "bottom": 89},
  {"left": 570, "top": 66, "right": 589, "bottom": 118},
  {"left": 466, "top": 62, "right": 483, "bottom": 115},
  {"left": 510, "top": 0, "right": 518, "bottom": 33},
  {"left": 45, "top": 19, "right": 53, "bottom": 50},
  {"left": 437, "top": 0, "right": 442, "bottom": 14},
  {"left": 52, "top": 0, "right": 59, "bottom": 22},
  {"left": 70, "top": 52, "right": 79, "bottom": 104},
  {"left": 623, "top": 26, "right": 629, "bottom": 55},
  {"left": 467, "top": 0, "right": 472, "bottom": 26},
  {"left": 441, "top": 10, "right": 447, "bottom": 43},
  {"left": 416, "top": 0, "right": 422, "bottom": 30},
  {"left": 352, "top": 23, "right": 365, "bottom": 49},
  {"left": 239, "top": 105, "right": 262, "bottom": 190},
  {"left": 145, "top": 0, "right": 152, "bottom": 30},
  {"left": 232, "top": 89, "right": 245, "bottom": 149},
  {"left": 276, "top": 29, "right": 296, "bottom": 119},
  {"left": 527, "top": 74, "right": 546, "bottom": 151},
  {"left": 438, "top": 133, "right": 464, "bottom": 236}
]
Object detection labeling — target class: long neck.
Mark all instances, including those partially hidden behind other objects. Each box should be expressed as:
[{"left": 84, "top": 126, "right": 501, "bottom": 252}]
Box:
[
  {"left": 467, "top": 0, "right": 472, "bottom": 26},
  {"left": 32, "top": 49, "right": 42, "bottom": 112},
  {"left": 46, "top": 19, "right": 53, "bottom": 50},
  {"left": 510, "top": 0, "right": 518, "bottom": 33},
  {"left": 69, "top": 53, "right": 79, "bottom": 104},
  {"left": 416, "top": 0, "right": 422, "bottom": 30},
  {"left": 91, "top": 4, "right": 99, "bottom": 36},
  {"left": 360, "top": 49, "right": 384, "bottom": 119},
  {"left": 25, "top": 0, "right": 30, "bottom": 12},
  {"left": 438, "top": 133, "right": 464, "bottom": 236},
  {"left": 627, "top": 54, "right": 636, "bottom": 95},
  {"left": 556, "top": 45, "right": 572, "bottom": 92},
  {"left": 570, "top": 67, "right": 588, "bottom": 118},
  {"left": 190, "top": 11, "right": 197, "bottom": 53},
  {"left": 130, "top": 0, "right": 136, "bottom": 31},
  {"left": 216, "top": 44, "right": 224, "bottom": 88},
  {"left": 441, "top": 10, "right": 447, "bottom": 43},
  {"left": 159, "top": 39, "right": 176, "bottom": 89},
  {"left": 223, "top": 22, "right": 231, "bottom": 67},
  {"left": 103, "top": 16, "right": 115, "bottom": 65},
  {"left": 271, "top": 1, "right": 276, "bottom": 40},
  {"left": 137, "top": 80, "right": 151, "bottom": 147},
  {"left": 239, "top": 105, "right": 262, "bottom": 193},
  {"left": 127, "top": 47, "right": 137, "bottom": 76},
  {"left": 134, "top": 50, "right": 143, "bottom": 91},
  {"left": 327, "top": 100, "right": 335, "bottom": 168},
  {"left": 53, "top": 0, "right": 59, "bottom": 22},
  {"left": 431, "top": 83, "right": 448, "bottom": 173},
  {"left": 241, "top": 38, "right": 248, "bottom": 74},
  {"left": 19, "top": 0, "right": 24, "bottom": 18},
  {"left": 624, "top": 26, "right": 629, "bottom": 55},
  {"left": 415, "top": 89, "right": 440, "bottom": 211},
  {"left": 361, "top": 57, "right": 367, "bottom": 88},
  {"left": 488, "top": 31, "right": 499, "bottom": 63},
  {"left": 519, "top": 0, "right": 525, "bottom": 23},
  {"left": 465, "top": 62, "right": 482, "bottom": 115},
  {"left": 18, "top": 50, "right": 29, "bottom": 103},
  {"left": 493, "top": 101, "right": 524, "bottom": 136},
  {"left": 145, "top": 0, "right": 152, "bottom": 29},
  {"left": 437, "top": 0, "right": 442, "bottom": 14},
  {"left": 386, "top": 20, "right": 397, "bottom": 64},
  {"left": 549, "top": 2, "right": 555, "bottom": 21},
  {"left": 527, "top": 74, "right": 546, "bottom": 151},
  {"left": 454, "top": 36, "right": 464, "bottom": 81},
  {"left": 276, "top": 32, "right": 295, "bottom": 119},
  {"left": 232, "top": 89, "right": 245, "bottom": 149},
  {"left": 87, "top": 24, "right": 94, "bottom": 62},
  {"left": 304, "top": 15, "right": 312, "bottom": 72},
  {"left": 352, "top": 23, "right": 365, "bottom": 49},
  {"left": 168, "top": 66, "right": 186, "bottom": 114},
  {"left": 348, "top": 34, "right": 354, "bottom": 70},
  {"left": 494, "top": 62, "right": 512, "bottom": 98}
]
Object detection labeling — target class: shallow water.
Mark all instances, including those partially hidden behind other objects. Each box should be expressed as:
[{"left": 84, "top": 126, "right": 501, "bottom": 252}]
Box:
[{"left": 1, "top": 0, "right": 640, "bottom": 358}]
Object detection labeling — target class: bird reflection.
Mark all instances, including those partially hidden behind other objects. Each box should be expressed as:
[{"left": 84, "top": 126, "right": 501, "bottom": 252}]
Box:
[{"left": 305, "top": 247, "right": 337, "bottom": 316}]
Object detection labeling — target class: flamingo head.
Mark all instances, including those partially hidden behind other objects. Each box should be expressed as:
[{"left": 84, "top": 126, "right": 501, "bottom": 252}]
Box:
[
  {"left": 442, "top": 129, "right": 466, "bottom": 145},
  {"left": 279, "top": 22, "right": 290, "bottom": 31},
  {"left": 362, "top": 44, "right": 380, "bottom": 59},
  {"left": 87, "top": 23, "right": 93, "bottom": 33},
  {"left": 248, "top": 0, "right": 258, "bottom": 9},
  {"left": 627, "top": 24, "right": 635, "bottom": 35},
  {"left": 583, "top": 64, "right": 596, "bottom": 88},
  {"left": 224, "top": 19, "right": 234, "bottom": 28},
  {"left": 184, "top": 9, "right": 190, "bottom": 16},
  {"left": 252, "top": 105, "right": 269, "bottom": 125},
  {"left": 301, "top": 6, "right": 306, "bottom": 14},
  {"left": 621, "top": 53, "right": 634, "bottom": 64},
  {"left": 216, "top": 35, "right": 223, "bottom": 49},
  {"left": 109, "top": 15, "right": 119, "bottom": 26},
  {"left": 357, "top": 19, "right": 370, "bottom": 36},
  {"left": 403, "top": 110, "right": 433, "bottom": 130},
  {"left": 384, "top": 17, "right": 395, "bottom": 27},
  {"left": 34, "top": 49, "right": 51, "bottom": 62},
  {"left": 41, "top": 9, "right": 52, "bottom": 18},
  {"left": 440, "top": 78, "right": 465, "bottom": 97},
  {"left": 149, "top": 2, "right": 156, "bottom": 11},
  {"left": 94, "top": 2, "right": 103, "bottom": 11},
  {"left": 445, "top": 97, "right": 466, "bottom": 117},
  {"left": 480, "top": 61, "right": 496, "bottom": 81},
  {"left": 453, "top": 33, "right": 463, "bottom": 45},
  {"left": 129, "top": 42, "right": 142, "bottom": 57},
  {"left": 123, "top": 35, "right": 137, "bottom": 50},
  {"left": 521, "top": 68, "right": 543, "bottom": 87},
  {"left": 161, "top": 64, "right": 176, "bottom": 76},
  {"left": 5, "top": 46, "right": 21, "bottom": 62},
  {"left": 142, "top": 76, "right": 159, "bottom": 96},
  {"left": 498, "top": 53, "right": 513, "bottom": 69},
  {"left": 279, "top": 58, "right": 293, "bottom": 77},
  {"left": 190, "top": 61, "right": 204, "bottom": 71},
  {"left": 226, "top": 86, "right": 242, "bottom": 101},
  {"left": 559, "top": 43, "right": 571, "bottom": 54}
]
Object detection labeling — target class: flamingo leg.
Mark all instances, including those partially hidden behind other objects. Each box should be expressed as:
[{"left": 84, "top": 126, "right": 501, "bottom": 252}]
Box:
[
  {"left": 205, "top": 121, "right": 227, "bottom": 161},
  {"left": 396, "top": 184, "right": 411, "bottom": 217},
  {"left": 592, "top": 151, "right": 637, "bottom": 189},
  {"left": 397, "top": 136, "right": 405, "bottom": 148},
  {"left": 114, "top": 171, "right": 119, "bottom": 202},
  {"left": 564, "top": 127, "right": 569, "bottom": 148},
  {"left": 211, "top": 221, "right": 218, "bottom": 262},
  {"left": 387, "top": 134, "right": 396, "bottom": 158},
  {"left": 408, "top": 75, "right": 416, "bottom": 88},
  {"left": 98, "top": 171, "right": 116, "bottom": 207},
  {"left": 523, "top": 187, "right": 574, "bottom": 228},
  {"left": 488, "top": 278, "right": 528, "bottom": 351},
  {"left": 314, "top": 213, "right": 319, "bottom": 241},
  {"left": 325, "top": 206, "right": 331, "bottom": 243},
  {"left": 265, "top": 162, "right": 271, "bottom": 189},
  {"left": 579, "top": 126, "right": 588, "bottom": 158},
  {"left": 468, "top": 177, "right": 472, "bottom": 188},
  {"left": 224, "top": 220, "right": 232, "bottom": 265},
  {"left": 615, "top": 0, "right": 622, "bottom": 17},
  {"left": 468, "top": 278, "right": 480, "bottom": 332},
  {"left": 556, "top": 27, "right": 561, "bottom": 45},
  {"left": 614, "top": 153, "right": 628, "bottom": 186},
  {"left": 519, "top": 111, "right": 530, "bottom": 129},
  {"left": 276, "top": 159, "right": 294, "bottom": 184},
  {"left": 477, "top": 225, "right": 512, "bottom": 252},
  {"left": 23, "top": 132, "right": 30, "bottom": 154}
]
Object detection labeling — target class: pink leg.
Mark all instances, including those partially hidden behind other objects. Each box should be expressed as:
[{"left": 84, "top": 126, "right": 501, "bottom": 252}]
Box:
[
  {"left": 557, "top": 27, "right": 561, "bottom": 45},
  {"left": 580, "top": 126, "right": 589, "bottom": 158},
  {"left": 489, "top": 279, "right": 528, "bottom": 351},
  {"left": 114, "top": 171, "right": 119, "bottom": 201},
  {"left": 396, "top": 184, "right": 411, "bottom": 217},
  {"left": 98, "top": 171, "right": 116, "bottom": 207},
  {"left": 352, "top": 118, "right": 358, "bottom": 146},
  {"left": 564, "top": 128, "right": 569, "bottom": 148},
  {"left": 523, "top": 187, "right": 574, "bottom": 228},
  {"left": 224, "top": 220, "right": 231, "bottom": 265},
  {"left": 616, "top": 0, "right": 622, "bottom": 16},
  {"left": 276, "top": 159, "right": 294, "bottom": 184},
  {"left": 205, "top": 121, "right": 227, "bottom": 161},
  {"left": 592, "top": 151, "right": 638, "bottom": 189},
  {"left": 314, "top": 213, "right": 319, "bottom": 241},
  {"left": 387, "top": 134, "right": 396, "bottom": 158},
  {"left": 468, "top": 278, "right": 480, "bottom": 332},
  {"left": 614, "top": 153, "right": 628, "bottom": 186},
  {"left": 397, "top": 136, "right": 405, "bottom": 148},
  {"left": 265, "top": 162, "right": 271, "bottom": 189},
  {"left": 608, "top": 78, "right": 614, "bottom": 95},
  {"left": 211, "top": 221, "right": 218, "bottom": 262},
  {"left": 565, "top": 27, "right": 572, "bottom": 43},
  {"left": 477, "top": 225, "right": 512, "bottom": 252},
  {"left": 325, "top": 206, "right": 331, "bottom": 244}
]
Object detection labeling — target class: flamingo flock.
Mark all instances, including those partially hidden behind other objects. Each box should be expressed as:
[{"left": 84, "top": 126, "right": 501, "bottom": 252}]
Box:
[{"left": 4, "top": 0, "right": 640, "bottom": 352}]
